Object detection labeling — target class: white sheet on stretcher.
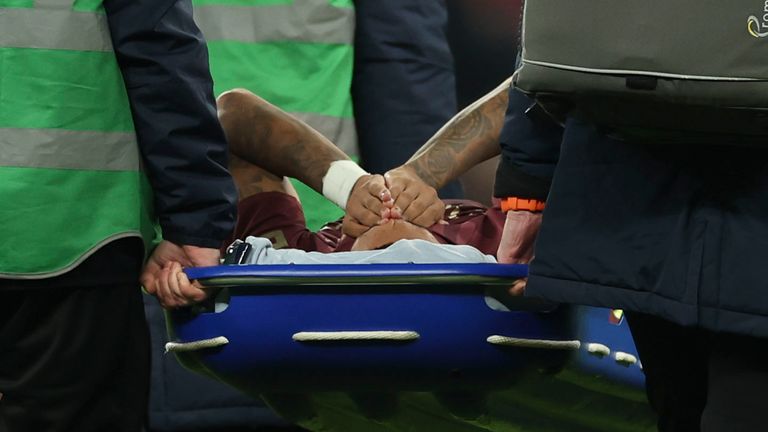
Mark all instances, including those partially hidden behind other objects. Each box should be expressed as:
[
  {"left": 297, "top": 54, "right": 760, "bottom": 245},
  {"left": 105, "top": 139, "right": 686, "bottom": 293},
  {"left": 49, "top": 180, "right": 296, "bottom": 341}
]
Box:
[{"left": 242, "top": 237, "right": 497, "bottom": 265}]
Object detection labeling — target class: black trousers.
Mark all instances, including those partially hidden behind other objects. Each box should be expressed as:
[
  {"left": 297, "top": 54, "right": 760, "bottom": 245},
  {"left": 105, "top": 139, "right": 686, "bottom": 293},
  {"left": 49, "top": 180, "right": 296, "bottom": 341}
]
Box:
[
  {"left": 0, "top": 241, "right": 149, "bottom": 432},
  {"left": 627, "top": 312, "right": 768, "bottom": 432}
]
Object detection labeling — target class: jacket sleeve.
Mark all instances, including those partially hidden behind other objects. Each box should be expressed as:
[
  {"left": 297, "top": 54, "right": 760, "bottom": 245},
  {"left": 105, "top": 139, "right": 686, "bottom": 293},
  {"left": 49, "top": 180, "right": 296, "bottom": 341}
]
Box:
[
  {"left": 104, "top": 0, "right": 237, "bottom": 248},
  {"left": 352, "top": 0, "right": 457, "bottom": 172},
  {"left": 493, "top": 87, "right": 564, "bottom": 201}
]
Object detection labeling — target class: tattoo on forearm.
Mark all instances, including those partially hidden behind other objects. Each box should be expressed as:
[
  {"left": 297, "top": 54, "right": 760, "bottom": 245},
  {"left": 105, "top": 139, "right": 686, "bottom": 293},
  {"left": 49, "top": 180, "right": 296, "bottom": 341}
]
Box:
[
  {"left": 281, "top": 136, "right": 335, "bottom": 190},
  {"left": 410, "top": 89, "right": 507, "bottom": 189},
  {"left": 224, "top": 91, "right": 350, "bottom": 193}
]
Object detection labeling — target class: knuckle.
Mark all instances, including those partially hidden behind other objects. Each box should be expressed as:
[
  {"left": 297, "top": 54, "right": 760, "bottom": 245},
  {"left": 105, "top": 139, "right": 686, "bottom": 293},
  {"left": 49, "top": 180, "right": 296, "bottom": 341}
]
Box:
[
  {"left": 360, "top": 216, "right": 377, "bottom": 227},
  {"left": 430, "top": 204, "right": 444, "bottom": 217},
  {"left": 388, "top": 182, "right": 404, "bottom": 193},
  {"left": 410, "top": 200, "right": 428, "bottom": 213},
  {"left": 363, "top": 197, "right": 382, "bottom": 211}
]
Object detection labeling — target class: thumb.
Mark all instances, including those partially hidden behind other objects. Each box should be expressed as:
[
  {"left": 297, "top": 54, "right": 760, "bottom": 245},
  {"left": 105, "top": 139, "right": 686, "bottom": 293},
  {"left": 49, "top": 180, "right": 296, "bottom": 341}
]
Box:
[
  {"left": 369, "top": 176, "right": 389, "bottom": 196},
  {"left": 383, "top": 172, "right": 405, "bottom": 198},
  {"left": 379, "top": 188, "right": 393, "bottom": 205}
]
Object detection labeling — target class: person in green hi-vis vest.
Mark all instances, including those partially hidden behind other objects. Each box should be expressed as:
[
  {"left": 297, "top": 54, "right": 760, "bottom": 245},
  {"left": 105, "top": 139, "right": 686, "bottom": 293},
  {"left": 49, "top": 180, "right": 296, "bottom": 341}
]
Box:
[
  {"left": 0, "top": 1, "right": 238, "bottom": 430},
  {"left": 140, "top": 2, "right": 355, "bottom": 429},
  {"left": 193, "top": 0, "right": 356, "bottom": 231}
]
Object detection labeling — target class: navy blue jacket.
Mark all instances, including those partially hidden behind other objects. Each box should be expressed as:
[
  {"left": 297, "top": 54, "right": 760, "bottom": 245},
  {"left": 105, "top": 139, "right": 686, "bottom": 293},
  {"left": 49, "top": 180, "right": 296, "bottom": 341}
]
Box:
[
  {"left": 106, "top": 3, "right": 268, "bottom": 429},
  {"left": 105, "top": 0, "right": 237, "bottom": 248},
  {"left": 496, "top": 87, "right": 768, "bottom": 338},
  {"left": 493, "top": 88, "right": 562, "bottom": 201},
  {"left": 352, "top": 0, "right": 462, "bottom": 198}
]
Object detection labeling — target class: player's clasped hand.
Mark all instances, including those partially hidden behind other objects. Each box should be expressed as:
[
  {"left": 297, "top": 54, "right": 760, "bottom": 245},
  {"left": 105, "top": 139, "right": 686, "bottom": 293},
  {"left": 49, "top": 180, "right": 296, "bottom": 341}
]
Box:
[
  {"left": 343, "top": 174, "right": 396, "bottom": 237},
  {"left": 343, "top": 168, "right": 446, "bottom": 238},
  {"left": 384, "top": 166, "right": 445, "bottom": 229}
]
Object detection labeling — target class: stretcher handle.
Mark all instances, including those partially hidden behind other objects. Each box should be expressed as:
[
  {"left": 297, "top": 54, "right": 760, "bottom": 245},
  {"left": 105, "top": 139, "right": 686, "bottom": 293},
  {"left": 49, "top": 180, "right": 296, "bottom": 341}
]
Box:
[{"left": 184, "top": 263, "right": 528, "bottom": 288}]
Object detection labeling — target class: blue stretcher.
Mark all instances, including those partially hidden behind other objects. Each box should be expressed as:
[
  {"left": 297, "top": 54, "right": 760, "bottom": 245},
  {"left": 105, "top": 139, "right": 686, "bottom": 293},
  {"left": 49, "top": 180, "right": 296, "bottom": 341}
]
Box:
[{"left": 167, "top": 263, "right": 653, "bottom": 431}]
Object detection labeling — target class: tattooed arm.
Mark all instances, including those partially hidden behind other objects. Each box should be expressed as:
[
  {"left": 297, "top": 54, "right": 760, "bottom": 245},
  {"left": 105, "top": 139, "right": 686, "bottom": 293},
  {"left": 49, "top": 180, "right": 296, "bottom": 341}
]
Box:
[
  {"left": 403, "top": 77, "right": 511, "bottom": 189},
  {"left": 217, "top": 88, "right": 390, "bottom": 228},
  {"left": 381, "top": 78, "right": 511, "bottom": 225},
  {"left": 217, "top": 88, "right": 352, "bottom": 193}
]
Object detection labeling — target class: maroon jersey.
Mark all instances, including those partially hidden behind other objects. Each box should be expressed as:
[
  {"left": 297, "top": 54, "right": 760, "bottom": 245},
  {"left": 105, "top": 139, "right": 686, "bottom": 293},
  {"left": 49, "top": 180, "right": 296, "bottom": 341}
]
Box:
[{"left": 225, "top": 192, "right": 504, "bottom": 256}]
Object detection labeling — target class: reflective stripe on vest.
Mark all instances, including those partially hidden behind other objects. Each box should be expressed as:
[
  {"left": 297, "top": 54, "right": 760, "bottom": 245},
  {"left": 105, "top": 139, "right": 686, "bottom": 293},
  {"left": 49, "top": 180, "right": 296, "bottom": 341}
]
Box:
[
  {"left": 0, "top": 0, "right": 155, "bottom": 278},
  {"left": 192, "top": 0, "right": 358, "bottom": 156}
]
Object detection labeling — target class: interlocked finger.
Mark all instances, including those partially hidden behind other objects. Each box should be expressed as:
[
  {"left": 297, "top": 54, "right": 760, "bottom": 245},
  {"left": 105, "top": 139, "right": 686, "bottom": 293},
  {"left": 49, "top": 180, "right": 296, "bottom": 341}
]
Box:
[{"left": 410, "top": 199, "right": 446, "bottom": 228}]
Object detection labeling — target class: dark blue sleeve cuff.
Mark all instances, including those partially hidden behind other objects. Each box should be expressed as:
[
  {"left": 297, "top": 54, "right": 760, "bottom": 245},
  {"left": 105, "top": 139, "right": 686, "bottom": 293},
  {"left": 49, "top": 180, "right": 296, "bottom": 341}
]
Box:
[{"left": 494, "top": 87, "right": 563, "bottom": 199}]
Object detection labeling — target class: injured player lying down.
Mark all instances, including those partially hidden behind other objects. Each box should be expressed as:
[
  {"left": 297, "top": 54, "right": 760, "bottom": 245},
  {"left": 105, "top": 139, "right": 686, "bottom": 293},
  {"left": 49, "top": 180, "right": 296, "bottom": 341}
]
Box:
[{"left": 154, "top": 82, "right": 514, "bottom": 307}]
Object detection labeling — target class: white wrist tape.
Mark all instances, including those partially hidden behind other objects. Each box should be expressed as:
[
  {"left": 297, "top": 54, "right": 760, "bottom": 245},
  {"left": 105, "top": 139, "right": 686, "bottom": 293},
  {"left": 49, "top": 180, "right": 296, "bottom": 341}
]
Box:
[{"left": 322, "top": 160, "right": 369, "bottom": 210}]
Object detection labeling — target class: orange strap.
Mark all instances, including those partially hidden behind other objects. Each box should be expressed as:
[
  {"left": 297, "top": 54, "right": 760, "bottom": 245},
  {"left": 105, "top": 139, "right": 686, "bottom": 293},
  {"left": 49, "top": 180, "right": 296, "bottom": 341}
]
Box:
[{"left": 500, "top": 197, "right": 546, "bottom": 213}]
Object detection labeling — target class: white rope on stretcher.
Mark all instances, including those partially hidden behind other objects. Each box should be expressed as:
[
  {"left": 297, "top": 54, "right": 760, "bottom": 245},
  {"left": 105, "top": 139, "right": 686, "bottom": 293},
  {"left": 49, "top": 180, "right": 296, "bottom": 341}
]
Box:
[
  {"left": 292, "top": 331, "right": 420, "bottom": 342},
  {"left": 165, "top": 336, "right": 229, "bottom": 353},
  {"left": 489, "top": 335, "right": 643, "bottom": 370},
  {"left": 585, "top": 342, "right": 611, "bottom": 357},
  {"left": 486, "top": 335, "right": 581, "bottom": 350},
  {"left": 614, "top": 351, "right": 638, "bottom": 365}
]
